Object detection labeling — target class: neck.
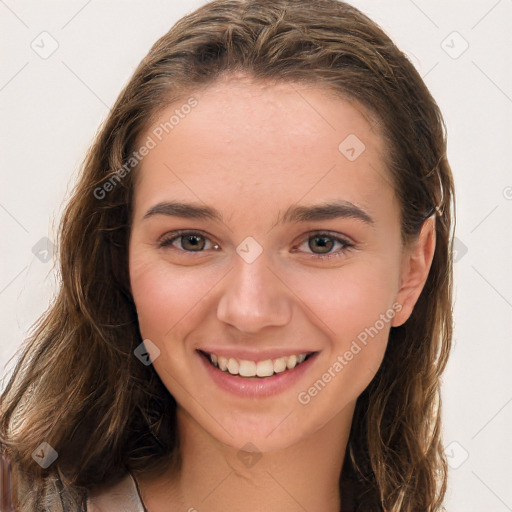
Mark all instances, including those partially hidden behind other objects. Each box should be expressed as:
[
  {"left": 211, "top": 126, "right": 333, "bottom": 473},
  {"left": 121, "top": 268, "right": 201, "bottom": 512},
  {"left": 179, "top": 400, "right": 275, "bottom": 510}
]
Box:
[{"left": 137, "top": 401, "right": 356, "bottom": 512}]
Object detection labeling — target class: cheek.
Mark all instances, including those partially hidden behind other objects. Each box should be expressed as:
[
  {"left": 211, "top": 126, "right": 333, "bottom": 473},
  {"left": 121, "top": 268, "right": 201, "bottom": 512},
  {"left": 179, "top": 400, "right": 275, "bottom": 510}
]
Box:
[
  {"left": 287, "top": 261, "right": 400, "bottom": 398},
  {"left": 129, "top": 250, "right": 217, "bottom": 339},
  {"left": 129, "top": 254, "right": 215, "bottom": 394},
  {"left": 287, "top": 258, "right": 400, "bottom": 338}
]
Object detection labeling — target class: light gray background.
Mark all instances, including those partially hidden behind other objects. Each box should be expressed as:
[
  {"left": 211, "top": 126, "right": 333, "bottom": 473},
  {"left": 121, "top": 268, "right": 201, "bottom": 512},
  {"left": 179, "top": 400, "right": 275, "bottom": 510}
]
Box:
[{"left": 1, "top": 1, "right": 511, "bottom": 510}]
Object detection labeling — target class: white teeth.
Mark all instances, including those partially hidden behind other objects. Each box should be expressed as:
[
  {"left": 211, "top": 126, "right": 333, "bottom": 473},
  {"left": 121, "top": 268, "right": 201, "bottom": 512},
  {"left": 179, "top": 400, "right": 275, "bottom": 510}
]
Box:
[
  {"left": 206, "top": 351, "right": 310, "bottom": 378},
  {"left": 227, "top": 357, "right": 239, "bottom": 375},
  {"left": 273, "top": 357, "right": 287, "bottom": 373},
  {"left": 256, "top": 359, "right": 274, "bottom": 377},
  {"left": 218, "top": 356, "right": 228, "bottom": 371},
  {"left": 238, "top": 360, "right": 256, "bottom": 377},
  {"left": 286, "top": 354, "right": 297, "bottom": 369}
]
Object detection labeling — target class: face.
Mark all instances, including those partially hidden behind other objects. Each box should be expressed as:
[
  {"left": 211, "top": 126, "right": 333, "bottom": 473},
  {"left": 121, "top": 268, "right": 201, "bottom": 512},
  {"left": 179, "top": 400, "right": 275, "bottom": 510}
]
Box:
[{"left": 128, "top": 75, "right": 418, "bottom": 453}]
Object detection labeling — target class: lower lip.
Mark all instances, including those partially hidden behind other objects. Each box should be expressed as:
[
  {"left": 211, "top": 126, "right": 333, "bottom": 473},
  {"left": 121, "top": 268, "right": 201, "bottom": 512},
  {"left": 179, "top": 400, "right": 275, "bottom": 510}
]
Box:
[{"left": 197, "top": 351, "right": 318, "bottom": 398}]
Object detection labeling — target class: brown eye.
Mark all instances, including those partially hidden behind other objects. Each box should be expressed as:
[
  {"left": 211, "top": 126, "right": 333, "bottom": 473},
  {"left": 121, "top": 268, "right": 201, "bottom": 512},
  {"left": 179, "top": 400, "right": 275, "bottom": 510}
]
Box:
[
  {"left": 308, "top": 235, "right": 334, "bottom": 254},
  {"left": 181, "top": 234, "right": 206, "bottom": 251},
  {"left": 294, "top": 231, "right": 354, "bottom": 260},
  {"left": 159, "top": 231, "right": 217, "bottom": 253}
]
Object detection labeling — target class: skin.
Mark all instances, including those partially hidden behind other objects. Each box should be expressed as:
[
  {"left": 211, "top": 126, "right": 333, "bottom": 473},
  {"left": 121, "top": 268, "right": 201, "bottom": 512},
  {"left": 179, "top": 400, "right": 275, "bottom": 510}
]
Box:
[{"left": 127, "top": 74, "right": 436, "bottom": 512}]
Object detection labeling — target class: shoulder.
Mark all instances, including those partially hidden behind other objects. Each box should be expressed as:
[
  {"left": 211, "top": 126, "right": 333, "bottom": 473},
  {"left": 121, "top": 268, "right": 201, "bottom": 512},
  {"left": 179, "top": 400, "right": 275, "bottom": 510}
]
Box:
[{"left": 87, "top": 472, "right": 145, "bottom": 512}]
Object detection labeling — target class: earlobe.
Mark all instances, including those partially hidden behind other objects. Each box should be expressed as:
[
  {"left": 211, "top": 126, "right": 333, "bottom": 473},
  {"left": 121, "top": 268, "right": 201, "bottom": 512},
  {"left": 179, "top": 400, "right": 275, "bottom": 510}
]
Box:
[{"left": 391, "top": 215, "right": 436, "bottom": 327}]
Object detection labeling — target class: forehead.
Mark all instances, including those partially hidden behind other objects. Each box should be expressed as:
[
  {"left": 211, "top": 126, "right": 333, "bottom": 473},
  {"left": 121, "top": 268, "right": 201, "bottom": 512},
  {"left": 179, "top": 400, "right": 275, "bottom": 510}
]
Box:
[{"left": 133, "top": 76, "right": 395, "bottom": 225}]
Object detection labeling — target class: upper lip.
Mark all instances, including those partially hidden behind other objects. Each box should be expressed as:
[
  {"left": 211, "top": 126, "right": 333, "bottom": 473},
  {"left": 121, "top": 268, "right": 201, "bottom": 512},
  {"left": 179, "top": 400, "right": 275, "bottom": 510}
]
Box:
[{"left": 198, "top": 348, "right": 317, "bottom": 361}]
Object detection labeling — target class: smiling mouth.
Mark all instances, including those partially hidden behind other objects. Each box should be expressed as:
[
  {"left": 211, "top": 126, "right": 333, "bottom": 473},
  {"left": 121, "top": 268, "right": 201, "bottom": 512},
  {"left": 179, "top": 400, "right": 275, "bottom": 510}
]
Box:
[{"left": 199, "top": 350, "right": 315, "bottom": 378}]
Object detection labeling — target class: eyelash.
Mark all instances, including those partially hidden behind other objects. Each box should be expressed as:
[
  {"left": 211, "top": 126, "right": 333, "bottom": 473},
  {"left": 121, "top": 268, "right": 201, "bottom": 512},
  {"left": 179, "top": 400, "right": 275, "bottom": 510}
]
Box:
[{"left": 158, "top": 230, "right": 354, "bottom": 260}]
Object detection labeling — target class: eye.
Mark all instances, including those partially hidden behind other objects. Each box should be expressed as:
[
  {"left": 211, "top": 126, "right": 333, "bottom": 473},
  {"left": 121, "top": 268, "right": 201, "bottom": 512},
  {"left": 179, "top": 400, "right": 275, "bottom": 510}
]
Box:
[
  {"left": 158, "top": 229, "right": 354, "bottom": 260},
  {"left": 293, "top": 231, "right": 354, "bottom": 260},
  {"left": 158, "top": 230, "right": 218, "bottom": 253}
]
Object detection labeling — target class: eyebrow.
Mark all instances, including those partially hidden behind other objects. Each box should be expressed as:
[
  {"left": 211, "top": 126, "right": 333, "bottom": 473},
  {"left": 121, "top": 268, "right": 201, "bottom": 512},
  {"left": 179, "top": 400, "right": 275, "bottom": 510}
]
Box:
[
  {"left": 143, "top": 200, "right": 375, "bottom": 226},
  {"left": 144, "top": 201, "right": 223, "bottom": 222},
  {"left": 280, "top": 201, "right": 374, "bottom": 225}
]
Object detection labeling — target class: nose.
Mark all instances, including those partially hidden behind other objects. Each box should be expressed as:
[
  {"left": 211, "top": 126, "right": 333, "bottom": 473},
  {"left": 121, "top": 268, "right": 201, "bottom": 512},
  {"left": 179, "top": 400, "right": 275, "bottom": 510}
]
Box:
[{"left": 216, "top": 252, "right": 293, "bottom": 334}]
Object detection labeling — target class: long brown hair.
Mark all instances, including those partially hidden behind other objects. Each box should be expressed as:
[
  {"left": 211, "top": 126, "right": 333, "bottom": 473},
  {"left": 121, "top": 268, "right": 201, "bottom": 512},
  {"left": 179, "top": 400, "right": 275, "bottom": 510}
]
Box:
[{"left": 0, "top": 1, "right": 454, "bottom": 510}]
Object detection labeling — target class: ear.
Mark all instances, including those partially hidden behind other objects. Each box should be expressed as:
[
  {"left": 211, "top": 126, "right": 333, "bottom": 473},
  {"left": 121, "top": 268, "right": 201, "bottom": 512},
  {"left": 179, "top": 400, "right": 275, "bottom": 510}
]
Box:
[{"left": 391, "top": 215, "right": 436, "bottom": 327}]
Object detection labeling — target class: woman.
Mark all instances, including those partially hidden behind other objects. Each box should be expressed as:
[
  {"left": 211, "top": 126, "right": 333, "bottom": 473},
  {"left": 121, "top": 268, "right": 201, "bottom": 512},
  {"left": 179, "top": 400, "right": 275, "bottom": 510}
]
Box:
[{"left": 0, "top": 0, "right": 454, "bottom": 510}]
